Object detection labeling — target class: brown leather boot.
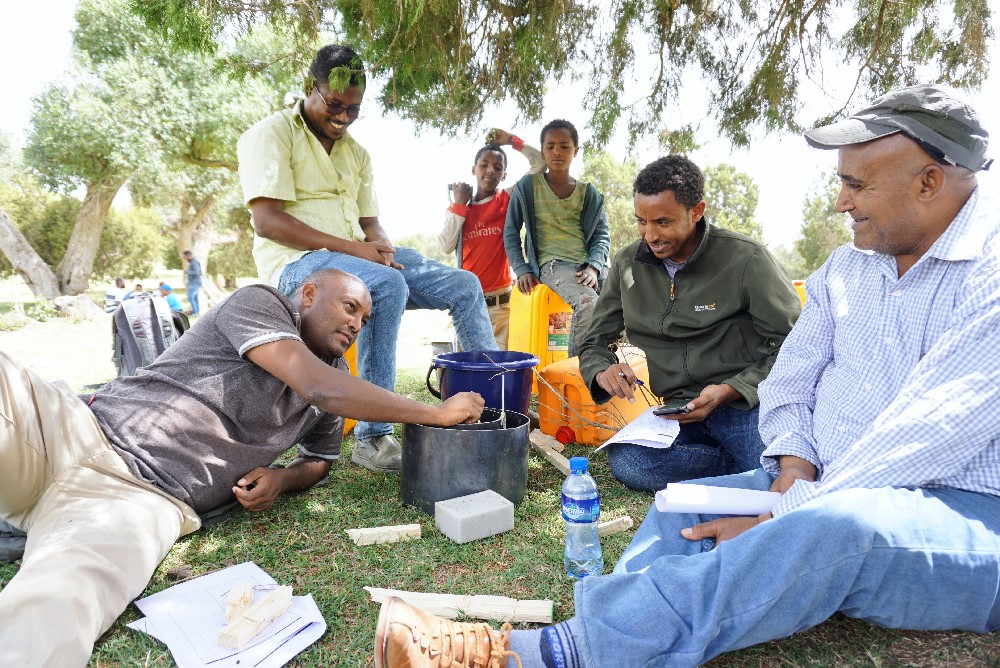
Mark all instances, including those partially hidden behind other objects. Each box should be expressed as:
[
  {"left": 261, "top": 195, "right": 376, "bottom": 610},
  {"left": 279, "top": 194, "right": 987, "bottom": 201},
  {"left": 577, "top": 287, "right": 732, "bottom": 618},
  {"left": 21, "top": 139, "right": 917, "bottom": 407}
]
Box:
[{"left": 374, "top": 596, "right": 522, "bottom": 668}]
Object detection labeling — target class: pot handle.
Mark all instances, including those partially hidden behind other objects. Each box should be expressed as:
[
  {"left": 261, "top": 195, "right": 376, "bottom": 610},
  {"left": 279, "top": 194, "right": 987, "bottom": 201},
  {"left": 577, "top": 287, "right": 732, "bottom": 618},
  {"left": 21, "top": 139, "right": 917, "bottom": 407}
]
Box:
[{"left": 426, "top": 364, "right": 442, "bottom": 399}]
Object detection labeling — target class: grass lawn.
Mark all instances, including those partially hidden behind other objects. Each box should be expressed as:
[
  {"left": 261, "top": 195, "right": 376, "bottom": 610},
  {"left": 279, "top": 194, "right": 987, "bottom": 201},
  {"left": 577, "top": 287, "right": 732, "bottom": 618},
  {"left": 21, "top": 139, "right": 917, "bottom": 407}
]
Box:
[{"left": 0, "top": 281, "right": 998, "bottom": 666}]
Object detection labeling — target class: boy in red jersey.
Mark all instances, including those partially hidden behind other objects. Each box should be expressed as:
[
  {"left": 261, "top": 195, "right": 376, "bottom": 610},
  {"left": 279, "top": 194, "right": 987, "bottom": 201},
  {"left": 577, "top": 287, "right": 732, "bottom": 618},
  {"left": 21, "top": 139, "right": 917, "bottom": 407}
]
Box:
[{"left": 438, "top": 129, "right": 545, "bottom": 348}]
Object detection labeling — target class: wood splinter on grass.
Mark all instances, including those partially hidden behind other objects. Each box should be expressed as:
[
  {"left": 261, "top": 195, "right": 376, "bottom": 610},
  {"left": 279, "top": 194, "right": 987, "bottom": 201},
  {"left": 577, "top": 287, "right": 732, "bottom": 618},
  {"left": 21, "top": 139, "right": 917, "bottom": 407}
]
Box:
[
  {"left": 365, "top": 586, "right": 554, "bottom": 623},
  {"left": 346, "top": 523, "right": 421, "bottom": 546},
  {"left": 528, "top": 428, "right": 565, "bottom": 452},
  {"left": 528, "top": 430, "right": 571, "bottom": 475},
  {"left": 597, "top": 516, "right": 634, "bottom": 537},
  {"left": 218, "top": 585, "right": 293, "bottom": 649},
  {"left": 224, "top": 581, "right": 255, "bottom": 622}
]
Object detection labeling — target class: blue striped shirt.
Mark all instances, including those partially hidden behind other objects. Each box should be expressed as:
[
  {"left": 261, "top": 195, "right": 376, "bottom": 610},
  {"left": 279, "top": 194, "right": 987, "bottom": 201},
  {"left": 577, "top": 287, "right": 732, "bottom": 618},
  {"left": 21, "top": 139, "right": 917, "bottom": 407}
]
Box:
[{"left": 759, "top": 188, "right": 1000, "bottom": 516}]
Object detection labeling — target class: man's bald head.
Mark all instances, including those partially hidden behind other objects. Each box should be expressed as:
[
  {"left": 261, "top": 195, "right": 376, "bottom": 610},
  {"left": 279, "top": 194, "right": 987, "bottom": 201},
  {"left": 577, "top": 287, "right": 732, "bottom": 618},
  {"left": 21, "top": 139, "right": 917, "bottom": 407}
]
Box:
[{"left": 294, "top": 269, "right": 372, "bottom": 359}]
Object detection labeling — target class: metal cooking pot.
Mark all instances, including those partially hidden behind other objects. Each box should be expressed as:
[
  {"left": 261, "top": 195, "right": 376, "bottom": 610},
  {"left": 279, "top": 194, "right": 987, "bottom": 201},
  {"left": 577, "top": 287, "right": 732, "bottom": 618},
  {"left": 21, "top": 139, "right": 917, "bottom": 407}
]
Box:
[{"left": 400, "top": 409, "right": 530, "bottom": 515}]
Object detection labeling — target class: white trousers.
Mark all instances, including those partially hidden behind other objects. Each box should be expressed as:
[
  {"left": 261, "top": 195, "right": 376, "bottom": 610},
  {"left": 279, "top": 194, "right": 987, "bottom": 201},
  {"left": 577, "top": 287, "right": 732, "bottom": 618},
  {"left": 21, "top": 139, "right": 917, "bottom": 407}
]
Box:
[{"left": 0, "top": 352, "right": 200, "bottom": 667}]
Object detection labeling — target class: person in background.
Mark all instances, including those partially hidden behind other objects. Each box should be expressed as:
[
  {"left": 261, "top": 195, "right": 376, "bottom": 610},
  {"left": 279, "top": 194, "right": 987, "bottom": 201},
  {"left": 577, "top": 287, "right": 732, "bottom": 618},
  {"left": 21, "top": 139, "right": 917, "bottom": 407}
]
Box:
[
  {"left": 123, "top": 283, "right": 143, "bottom": 301},
  {"left": 438, "top": 129, "right": 545, "bottom": 348},
  {"left": 503, "top": 120, "right": 611, "bottom": 357},
  {"left": 104, "top": 277, "right": 127, "bottom": 313},
  {"left": 158, "top": 284, "right": 183, "bottom": 312},
  {"left": 504, "top": 119, "right": 611, "bottom": 357},
  {"left": 182, "top": 250, "right": 203, "bottom": 315}
]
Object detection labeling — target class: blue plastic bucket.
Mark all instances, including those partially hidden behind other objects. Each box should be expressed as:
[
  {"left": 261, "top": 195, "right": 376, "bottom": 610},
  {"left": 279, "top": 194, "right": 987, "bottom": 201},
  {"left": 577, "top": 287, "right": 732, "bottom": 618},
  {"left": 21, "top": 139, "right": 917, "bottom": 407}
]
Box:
[{"left": 426, "top": 351, "right": 540, "bottom": 414}]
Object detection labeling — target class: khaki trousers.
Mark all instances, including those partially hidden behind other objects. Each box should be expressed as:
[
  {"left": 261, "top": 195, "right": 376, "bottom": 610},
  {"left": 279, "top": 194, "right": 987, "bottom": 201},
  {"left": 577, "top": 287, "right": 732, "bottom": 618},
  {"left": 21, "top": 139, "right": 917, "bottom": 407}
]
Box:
[
  {"left": 487, "top": 301, "right": 510, "bottom": 350},
  {"left": 0, "top": 352, "right": 200, "bottom": 667}
]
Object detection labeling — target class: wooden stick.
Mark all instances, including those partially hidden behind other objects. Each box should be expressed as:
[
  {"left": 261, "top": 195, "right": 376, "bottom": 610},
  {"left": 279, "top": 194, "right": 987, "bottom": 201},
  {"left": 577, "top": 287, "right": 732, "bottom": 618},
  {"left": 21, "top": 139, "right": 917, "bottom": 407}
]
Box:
[
  {"left": 365, "top": 587, "right": 553, "bottom": 624},
  {"left": 597, "top": 516, "right": 634, "bottom": 537},
  {"left": 345, "top": 523, "right": 421, "bottom": 546},
  {"left": 218, "top": 585, "right": 293, "bottom": 649},
  {"left": 528, "top": 428, "right": 565, "bottom": 452},
  {"left": 224, "top": 581, "right": 255, "bottom": 622},
  {"left": 528, "top": 433, "right": 571, "bottom": 476}
]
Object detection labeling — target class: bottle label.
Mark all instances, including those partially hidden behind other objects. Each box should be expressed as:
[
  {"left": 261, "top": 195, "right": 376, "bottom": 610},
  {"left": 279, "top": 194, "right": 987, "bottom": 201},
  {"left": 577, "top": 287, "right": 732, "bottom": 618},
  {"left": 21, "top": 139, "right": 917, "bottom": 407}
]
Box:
[{"left": 562, "top": 494, "right": 600, "bottom": 523}]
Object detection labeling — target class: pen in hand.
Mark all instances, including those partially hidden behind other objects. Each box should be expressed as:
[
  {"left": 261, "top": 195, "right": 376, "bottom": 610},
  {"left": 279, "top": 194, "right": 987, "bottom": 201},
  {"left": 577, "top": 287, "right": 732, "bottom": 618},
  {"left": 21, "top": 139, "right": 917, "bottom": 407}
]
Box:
[{"left": 617, "top": 371, "right": 645, "bottom": 387}]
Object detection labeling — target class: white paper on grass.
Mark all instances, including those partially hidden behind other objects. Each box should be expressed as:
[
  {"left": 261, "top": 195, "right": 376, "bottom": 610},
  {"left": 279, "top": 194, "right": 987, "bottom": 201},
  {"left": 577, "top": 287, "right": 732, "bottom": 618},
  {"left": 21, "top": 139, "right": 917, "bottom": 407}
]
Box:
[
  {"left": 126, "top": 561, "right": 326, "bottom": 668},
  {"left": 596, "top": 406, "right": 680, "bottom": 451},
  {"left": 654, "top": 483, "right": 780, "bottom": 515}
]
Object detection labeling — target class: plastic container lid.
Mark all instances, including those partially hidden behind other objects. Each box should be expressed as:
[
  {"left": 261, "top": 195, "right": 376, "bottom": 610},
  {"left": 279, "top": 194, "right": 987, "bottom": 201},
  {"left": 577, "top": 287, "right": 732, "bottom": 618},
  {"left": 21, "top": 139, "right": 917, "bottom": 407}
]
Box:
[
  {"left": 555, "top": 426, "right": 576, "bottom": 444},
  {"left": 569, "top": 456, "right": 589, "bottom": 473}
]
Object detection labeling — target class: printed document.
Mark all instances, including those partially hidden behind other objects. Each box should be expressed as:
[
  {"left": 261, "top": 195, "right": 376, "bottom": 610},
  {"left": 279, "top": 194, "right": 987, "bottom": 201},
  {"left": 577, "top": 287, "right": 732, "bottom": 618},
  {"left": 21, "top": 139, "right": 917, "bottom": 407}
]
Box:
[
  {"left": 596, "top": 406, "right": 680, "bottom": 451},
  {"left": 127, "top": 561, "right": 325, "bottom": 668}
]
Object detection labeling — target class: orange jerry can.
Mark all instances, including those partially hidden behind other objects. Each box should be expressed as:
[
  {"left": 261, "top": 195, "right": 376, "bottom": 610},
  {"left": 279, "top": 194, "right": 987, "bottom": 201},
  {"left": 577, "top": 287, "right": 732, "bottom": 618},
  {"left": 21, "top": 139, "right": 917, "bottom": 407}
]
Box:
[
  {"left": 792, "top": 280, "right": 807, "bottom": 306},
  {"left": 508, "top": 284, "right": 572, "bottom": 392},
  {"left": 537, "top": 348, "right": 653, "bottom": 446},
  {"left": 343, "top": 341, "right": 358, "bottom": 435}
]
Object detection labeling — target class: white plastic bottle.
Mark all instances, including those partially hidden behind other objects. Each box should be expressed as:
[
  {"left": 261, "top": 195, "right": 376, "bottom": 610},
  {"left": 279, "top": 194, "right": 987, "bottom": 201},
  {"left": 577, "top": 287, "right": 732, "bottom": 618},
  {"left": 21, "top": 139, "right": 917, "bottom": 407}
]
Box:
[{"left": 562, "top": 456, "right": 604, "bottom": 579}]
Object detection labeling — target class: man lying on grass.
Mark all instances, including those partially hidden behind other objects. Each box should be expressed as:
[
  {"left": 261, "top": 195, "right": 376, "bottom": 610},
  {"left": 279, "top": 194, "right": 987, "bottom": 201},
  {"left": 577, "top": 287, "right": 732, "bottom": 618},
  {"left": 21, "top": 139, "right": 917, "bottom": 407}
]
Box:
[
  {"left": 373, "top": 84, "right": 1000, "bottom": 668},
  {"left": 0, "top": 268, "right": 484, "bottom": 668}
]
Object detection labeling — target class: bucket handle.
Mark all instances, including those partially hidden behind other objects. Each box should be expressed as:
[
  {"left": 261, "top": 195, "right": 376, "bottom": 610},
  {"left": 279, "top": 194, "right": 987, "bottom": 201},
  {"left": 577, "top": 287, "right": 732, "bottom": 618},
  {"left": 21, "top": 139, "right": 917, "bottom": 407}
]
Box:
[{"left": 425, "top": 363, "right": 442, "bottom": 399}]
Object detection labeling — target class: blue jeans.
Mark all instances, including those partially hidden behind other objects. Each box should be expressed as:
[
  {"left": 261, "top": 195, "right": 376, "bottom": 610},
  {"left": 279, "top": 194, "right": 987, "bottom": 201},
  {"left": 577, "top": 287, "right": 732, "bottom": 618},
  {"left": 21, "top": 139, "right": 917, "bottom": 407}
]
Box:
[
  {"left": 278, "top": 247, "right": 496, "bottom": 439},
  {"left": 608, "top": 405, "right": 765, "bottom": 491},
  {"left": 187, "top": 284, "right": 201, "bottom": 315},
  {"left": 538, "top": 260, "right": 600, "bottom": 358},
  {"left": 568, "top": 470, "right": 1000, "bottom": 667}
]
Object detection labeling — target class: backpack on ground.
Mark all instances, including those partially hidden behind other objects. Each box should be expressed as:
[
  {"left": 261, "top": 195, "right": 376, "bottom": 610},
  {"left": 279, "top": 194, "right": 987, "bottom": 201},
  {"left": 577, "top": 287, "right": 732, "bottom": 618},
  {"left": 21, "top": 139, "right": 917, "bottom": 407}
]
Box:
[
  {"left": 0, "top": 518, "right": 27, "bottom": 563},
  {"left": 112, "top": 294, "right": 189, "bottom": 377}
]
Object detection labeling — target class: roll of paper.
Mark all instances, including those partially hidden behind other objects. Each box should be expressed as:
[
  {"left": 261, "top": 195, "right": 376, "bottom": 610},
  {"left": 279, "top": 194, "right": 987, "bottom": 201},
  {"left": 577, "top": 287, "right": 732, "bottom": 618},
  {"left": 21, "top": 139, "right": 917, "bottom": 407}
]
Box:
[{"left": 654, "top": 483, "right": 780, "bottom": 515}]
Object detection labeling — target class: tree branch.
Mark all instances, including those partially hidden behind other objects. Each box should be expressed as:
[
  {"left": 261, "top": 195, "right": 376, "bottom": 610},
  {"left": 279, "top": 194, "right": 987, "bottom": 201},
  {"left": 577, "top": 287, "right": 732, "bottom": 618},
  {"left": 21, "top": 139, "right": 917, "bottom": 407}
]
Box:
[{"left": 181, "top": 154, "right": 238, "bottom": 171}]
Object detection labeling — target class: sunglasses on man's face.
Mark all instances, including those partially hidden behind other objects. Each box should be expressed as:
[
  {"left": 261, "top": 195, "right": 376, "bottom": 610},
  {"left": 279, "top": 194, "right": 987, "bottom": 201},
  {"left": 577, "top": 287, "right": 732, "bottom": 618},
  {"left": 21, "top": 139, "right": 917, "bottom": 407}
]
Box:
[{"left": 314, "top": 87, "right": 361, "bottom": 118}]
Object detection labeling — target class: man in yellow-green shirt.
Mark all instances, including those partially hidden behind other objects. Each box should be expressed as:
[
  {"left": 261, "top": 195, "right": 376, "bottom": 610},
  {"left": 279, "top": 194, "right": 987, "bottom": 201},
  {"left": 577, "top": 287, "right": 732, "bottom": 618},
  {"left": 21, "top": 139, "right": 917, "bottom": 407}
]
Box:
[{"left": 238, "top": 44, "right": 497, "bottom": 474}]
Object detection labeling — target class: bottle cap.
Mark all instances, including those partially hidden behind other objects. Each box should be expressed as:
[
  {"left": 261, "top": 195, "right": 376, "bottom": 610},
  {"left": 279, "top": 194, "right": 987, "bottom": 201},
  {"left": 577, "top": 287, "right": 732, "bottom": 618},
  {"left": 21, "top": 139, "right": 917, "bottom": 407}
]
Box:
[
  {"left": 569, "top": 456, "right": 588, "bottom": 473},
  {"left": 555, "top": 426, "right": 575, "bottom": 444}
]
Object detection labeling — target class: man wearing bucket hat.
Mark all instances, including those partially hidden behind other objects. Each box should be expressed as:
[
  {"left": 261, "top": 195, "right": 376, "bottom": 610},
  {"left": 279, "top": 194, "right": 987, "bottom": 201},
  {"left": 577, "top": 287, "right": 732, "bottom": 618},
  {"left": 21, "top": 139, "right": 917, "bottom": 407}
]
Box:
[
  {"left": 370, "top": 83, "right": 1000, "bottom": 667},
  {"left": 0, "top": 269, "right": 485, "bottom": 666}
]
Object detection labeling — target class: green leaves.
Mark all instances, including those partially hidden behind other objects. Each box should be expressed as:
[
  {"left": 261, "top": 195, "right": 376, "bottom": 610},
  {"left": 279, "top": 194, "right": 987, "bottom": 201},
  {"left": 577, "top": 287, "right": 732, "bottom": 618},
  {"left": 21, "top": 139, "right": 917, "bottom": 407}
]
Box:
[
  {"left": 704, "top": 164, "right": 763, "bottom": 241},
  {"left": 124, "top": 0, "right": 990, "bottom": 146},
  {"left": 794, "top": 170, "right": 850, "bottom": 273}
]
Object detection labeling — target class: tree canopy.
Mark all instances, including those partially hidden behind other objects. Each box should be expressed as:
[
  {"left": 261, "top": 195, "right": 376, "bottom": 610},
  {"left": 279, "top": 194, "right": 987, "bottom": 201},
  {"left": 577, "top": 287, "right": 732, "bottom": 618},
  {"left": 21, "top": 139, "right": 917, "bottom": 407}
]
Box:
[
  {"left": 795, "top": 170, "right": 852, "bottom": 273},
  {"left": 703, "top": 164, "right": 763, "bottom": 241},
  {"left": 128, "top": 0, "right": 993, "bottom": 146},
  {"left": 0, "top": 0, "right": 298, "bottom": 297}
]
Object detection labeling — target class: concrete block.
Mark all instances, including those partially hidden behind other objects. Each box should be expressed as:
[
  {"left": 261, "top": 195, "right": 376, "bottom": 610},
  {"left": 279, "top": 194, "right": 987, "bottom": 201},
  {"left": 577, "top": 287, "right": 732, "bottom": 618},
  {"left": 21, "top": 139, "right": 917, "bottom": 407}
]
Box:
[{"left": 435, "top": 490, "right": 514, "bottom": 544}]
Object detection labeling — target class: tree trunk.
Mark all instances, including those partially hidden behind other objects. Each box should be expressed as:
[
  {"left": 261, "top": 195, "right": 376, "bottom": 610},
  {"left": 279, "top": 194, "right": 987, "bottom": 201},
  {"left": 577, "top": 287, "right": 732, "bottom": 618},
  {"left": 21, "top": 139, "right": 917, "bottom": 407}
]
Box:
[
  {"left": 177, "top": 193, "right": 225, "bottom": 307},
  {"left": 55, "top": 175, "right": 128, "bottom": 295},
  {"left": 0, "top": 206, "right": 61, "bottom": 299}
]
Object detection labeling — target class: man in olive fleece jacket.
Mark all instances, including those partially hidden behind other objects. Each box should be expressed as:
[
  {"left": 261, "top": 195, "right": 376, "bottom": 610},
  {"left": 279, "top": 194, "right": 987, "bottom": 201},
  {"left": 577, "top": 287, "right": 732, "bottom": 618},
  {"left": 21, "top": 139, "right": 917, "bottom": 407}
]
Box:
[{"left": 579, "top": 156, "right": 800, "bottom": 491}]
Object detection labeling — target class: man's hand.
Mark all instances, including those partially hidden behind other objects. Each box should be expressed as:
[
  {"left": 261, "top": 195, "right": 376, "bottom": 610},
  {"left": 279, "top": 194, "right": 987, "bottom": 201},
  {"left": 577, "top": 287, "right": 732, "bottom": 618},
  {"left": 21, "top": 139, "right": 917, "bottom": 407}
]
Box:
[
  {"left": 432, "top": 391, "right": 486, "bottom": 426},
  {"left": 771, "top": 455, "right": 818, "bottom": 494},
  {"left": 451, "top": 182, "right": 473, "bottom": 205},
  {"left": 681, "top": 513, "right": 771, "bottom": 544},
  {"left": 666, "top": 384, "right": 741, "bottom": 424},
  {"left": 352, "top": 239, "right": 403, "bottom": 269},
  {"left": 516, "top": 273, "right": 539, "bottom": 295},
  {"left": 232, "top": 467, "right": 286, "bottom": 512},
  {"left": 575, "top": 265, "right": 598, "bottom": 289},
  {"left": 595, "top": 363, "right": 640, "bottom": 403}
]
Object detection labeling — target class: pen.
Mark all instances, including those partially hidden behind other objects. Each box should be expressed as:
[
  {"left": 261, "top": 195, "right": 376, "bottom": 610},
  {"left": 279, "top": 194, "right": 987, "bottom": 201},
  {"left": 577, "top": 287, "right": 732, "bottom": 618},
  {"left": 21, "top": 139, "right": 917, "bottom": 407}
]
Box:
[{"left": 617, "top": 371, "right": 644, "bottom": 387}]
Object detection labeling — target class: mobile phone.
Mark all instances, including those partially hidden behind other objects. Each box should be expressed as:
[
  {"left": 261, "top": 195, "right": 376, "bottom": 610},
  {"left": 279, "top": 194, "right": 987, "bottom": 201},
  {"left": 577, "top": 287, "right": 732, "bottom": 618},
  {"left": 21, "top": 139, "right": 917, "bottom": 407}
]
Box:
[{"left": 653, "top": 405, "right": 689, "bottom": 416}]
